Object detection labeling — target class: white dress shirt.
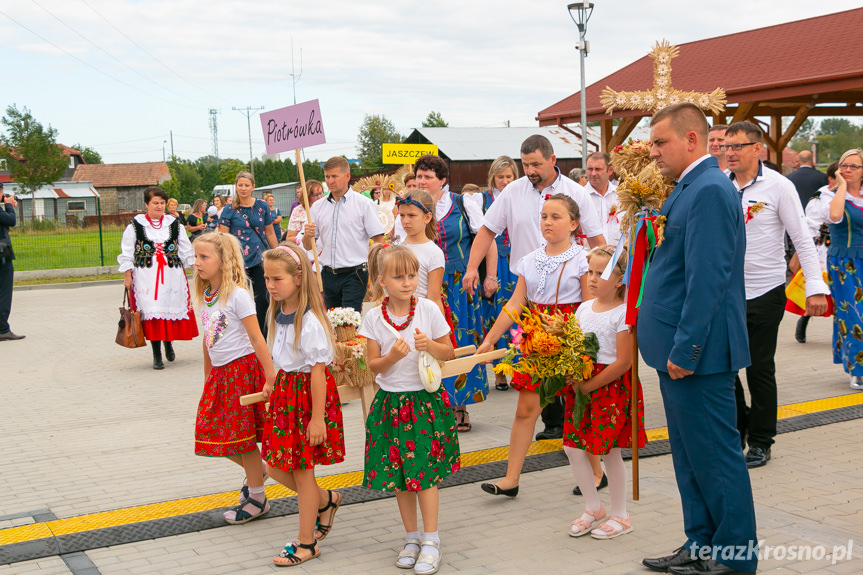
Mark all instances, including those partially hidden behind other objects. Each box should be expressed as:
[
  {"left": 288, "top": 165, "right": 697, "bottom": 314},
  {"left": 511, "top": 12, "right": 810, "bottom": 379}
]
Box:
[
  {"left": 483, "top": 168, "right": 602, "bottom": 264},
  {"left": 730, "top": 162, "right": 829, "bottom": 300},
  {"left": 392, "top": 191, "right": 485, "bottom": 242},
  {"left": 271, "top": 311, "right": 333, "bottom": 373},
  {"left": 584, "top": 181, "right": 621, "bottom": 244},
  {"left": 308, "top": 190, "right": 385, "bottom": 269}
]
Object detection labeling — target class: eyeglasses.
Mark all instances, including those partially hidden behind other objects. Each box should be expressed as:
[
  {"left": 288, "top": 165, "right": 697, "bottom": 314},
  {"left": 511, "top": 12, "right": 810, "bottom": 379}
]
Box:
[
  {"left": 309, "top": 191, "right": 324, "bottom": 199},
  {"left": 839, "top": 163, "right": 862, "bottom": 171},
  {"left": 718, "top": 142, "right": 757, "bottom": 152}
]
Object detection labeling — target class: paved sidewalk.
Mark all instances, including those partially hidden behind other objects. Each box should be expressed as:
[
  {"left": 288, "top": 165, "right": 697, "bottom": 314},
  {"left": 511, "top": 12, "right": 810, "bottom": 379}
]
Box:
[{"left": 1, "top": 283, "right": 861, "bottom": 573}]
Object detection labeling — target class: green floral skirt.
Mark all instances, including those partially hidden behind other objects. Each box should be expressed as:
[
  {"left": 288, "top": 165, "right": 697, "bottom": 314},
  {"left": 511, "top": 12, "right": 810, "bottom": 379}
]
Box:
[{"left": 364, "top": 388, "right": 461, "bottom": 492}]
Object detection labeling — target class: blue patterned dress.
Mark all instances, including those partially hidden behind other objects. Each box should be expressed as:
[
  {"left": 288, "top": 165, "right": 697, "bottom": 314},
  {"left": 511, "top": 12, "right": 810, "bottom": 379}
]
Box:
[
  {"left": 435, "top": 193, "right": 487, "bottom": 405},
  {"left": 826, "top": 196, "right": 863, "bottom": 376},
  {"left": 479, "top": 188, "right": 517, "bottom": 358}
]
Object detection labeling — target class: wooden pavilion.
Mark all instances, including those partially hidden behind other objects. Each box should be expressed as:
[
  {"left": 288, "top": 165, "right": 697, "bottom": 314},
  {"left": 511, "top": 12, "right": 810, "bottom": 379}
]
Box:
[{"left": 536, "top": 8, "right": 863, "bottom": 170}]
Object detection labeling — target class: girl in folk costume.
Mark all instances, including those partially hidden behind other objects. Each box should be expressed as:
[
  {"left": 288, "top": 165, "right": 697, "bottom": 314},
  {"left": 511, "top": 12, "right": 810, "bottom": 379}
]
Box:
[
  {"left": 481, "top": 156, "right": 520, "bottom": 392},
  {"left": 359, "top": 245, "right": 459, "bottom": 575},
  {"left": 566, "top": 246, "right": 646, "bottom": 539},
  {"left": 192, "top": 233, "right": 276, "bottom": 525},
  {"left": 119, "top": 187, "right": 198, "bottom": 370},
  {"left": 411, "top": 154, "right": 496, "bottom": 432},
  {"left": 261, "top": 245, "right": 346, "bottom": 567},
  {"left": 476, "top": 194, "right": 589, "bottom": 497}
]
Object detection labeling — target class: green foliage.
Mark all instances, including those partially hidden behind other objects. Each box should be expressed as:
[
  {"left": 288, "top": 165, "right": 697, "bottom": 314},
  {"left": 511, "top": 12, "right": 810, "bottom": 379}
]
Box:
[
  {"left": 0, "top": 105, "right": 68, "bottom": 196},
  {"left": 356, "top": 114, "right": 402, "bottom": 168},
  {"left": 219, "top": 158, "right": 248, "bottom": 186},
  {"left": 163, "top": 158, "right": 204, "bottom": 204},
  {"left": 422, "top": 111, "right": 449, "bottom": 128},
  {"left": 790, "top": 118, "right": 863, "bottom": 163},
  {"left": 70, "top": 143, "right": 103, "bottom": 164},
  {"left": 302, "top": 160, "right": 324, "bottom": 182}
]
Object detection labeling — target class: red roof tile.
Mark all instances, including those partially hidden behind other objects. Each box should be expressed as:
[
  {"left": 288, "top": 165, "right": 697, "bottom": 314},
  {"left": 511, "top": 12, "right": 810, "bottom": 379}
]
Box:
[
  {"left": 72, "top": 162, "right": 171, "bottom": 187},
  {"left": 538, "top": 8, "right": 863, "bottom": 123}
]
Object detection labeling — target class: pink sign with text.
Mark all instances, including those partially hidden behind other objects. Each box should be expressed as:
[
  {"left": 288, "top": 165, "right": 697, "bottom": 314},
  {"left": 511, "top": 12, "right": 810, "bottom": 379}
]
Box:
[{"left": 259, "top": 99, "right": 326, "bottom": 154}]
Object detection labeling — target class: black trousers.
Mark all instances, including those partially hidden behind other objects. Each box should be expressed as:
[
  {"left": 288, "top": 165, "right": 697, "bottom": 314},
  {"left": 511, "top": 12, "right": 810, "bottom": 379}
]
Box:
[
  {"left": 0, "top": 258, "right": 12, "bottom": 334},
  {"left": 540, "top": 396, "right": 564, "bottom": 429},
  {"left": 322, "top": 266, "right": 369, "bottom": 312},
  {"left": 735, "top": 284, "right": 787, "bottom": 449},
  {"left": 246, "top": 263, "right": 268, "bottom": 337}
]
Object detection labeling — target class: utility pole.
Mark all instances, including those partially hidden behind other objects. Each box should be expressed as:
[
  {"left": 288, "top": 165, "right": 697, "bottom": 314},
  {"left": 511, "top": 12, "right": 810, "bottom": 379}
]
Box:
[
  {"left": 209, "top": 109, "right": 220, "bottom": 160},
  {"left": 169, "top": 130, "right": 174, "bottom": 159},
  {"left": 233, "top": 106, "right": 264, "bottom": 175},
  {"left": 290, "top": 36, "right": 303, "bottom": 106}
]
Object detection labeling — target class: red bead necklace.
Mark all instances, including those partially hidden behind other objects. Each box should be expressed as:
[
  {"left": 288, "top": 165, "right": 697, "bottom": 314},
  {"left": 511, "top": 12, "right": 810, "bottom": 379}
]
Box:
[
  {"left": 381, "top": 296, "right": 417, "bottom": 331},
  {"left": 146, "top": 214, "right": 164, "bottom": 229}
]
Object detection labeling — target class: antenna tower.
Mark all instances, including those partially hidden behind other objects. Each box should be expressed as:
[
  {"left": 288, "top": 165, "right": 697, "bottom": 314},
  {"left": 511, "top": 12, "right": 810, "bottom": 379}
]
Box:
[{"left": 209, "top": 108, "right": 220, "bottom": 160}]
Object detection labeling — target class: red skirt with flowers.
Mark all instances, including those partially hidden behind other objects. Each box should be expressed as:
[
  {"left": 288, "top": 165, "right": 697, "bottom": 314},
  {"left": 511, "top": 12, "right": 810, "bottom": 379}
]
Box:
[
  {"left": 262, "top": 369, "right": 346, "bottom": 471},
  {"left": 127, "top": 286, "right": 199, "bottom": 341},
  {"left": 563, "top": 363, "right": 647, "bottom": 455},
  {"left": 195, "top": 353, "right": 266, "bottom": 457},
  {"left": 510, "top": 302, "right": 580, "bottom": 392},
  {"left": 364, "top": 387, "right": 461, "bottom": 492}
]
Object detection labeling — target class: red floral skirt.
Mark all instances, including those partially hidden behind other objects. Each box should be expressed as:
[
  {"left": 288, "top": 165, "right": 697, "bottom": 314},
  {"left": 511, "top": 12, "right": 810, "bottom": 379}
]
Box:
[
  {"left": 439, "top": 294, "right": 459, "bottom": 349},
  {"left": 510, "top": 301, "right": 580, "bottom": 392},
  {"left": 128, "top": 286, "right": 199, "bottom": 341},
  {"left": 195, "top": 353, "right": 266, "bottom": 457},
  {"left": 563, "top": 363, "right": 647, "bottom": 454},
  {"left": 262, "top": 369, "right": 346, "bottom": 471}
]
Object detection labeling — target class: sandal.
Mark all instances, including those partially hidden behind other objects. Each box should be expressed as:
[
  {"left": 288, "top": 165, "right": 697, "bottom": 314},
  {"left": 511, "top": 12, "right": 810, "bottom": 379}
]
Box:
[
  {"left": 394, "top": 537, "right": 422, "bottom": 569},
  {"left": 495, "top": 378, "right": 509, "bottom": 391},
  {"left": 455, "top": 407, "right": 472, "bottom": 432},
  {"left": 238, "top": 472, "right": 269, "bottom": 503},
  {"left": 414, "top": 539, "right": 441, "bottom": 575},
  {"left": 273, "top": 539, "right": 320, "bottom": 567},
  {"left": 569, "top": 506, "right": 606, "bottom": 537},
  {"left": 314, "top": 489, "right": 343, "bottom": 541},
  {"left": 224, "top": 496, "right": 269, "bottom": 525},
  {"left": 591, "top": 515, "right": 633, "bottom": 539}
]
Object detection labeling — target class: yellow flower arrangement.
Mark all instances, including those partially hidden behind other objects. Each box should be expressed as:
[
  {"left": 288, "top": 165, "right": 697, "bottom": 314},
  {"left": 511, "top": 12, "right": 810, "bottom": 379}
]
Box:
[{"left": 494, "top": 304, "right": 598, "bottom": 413}]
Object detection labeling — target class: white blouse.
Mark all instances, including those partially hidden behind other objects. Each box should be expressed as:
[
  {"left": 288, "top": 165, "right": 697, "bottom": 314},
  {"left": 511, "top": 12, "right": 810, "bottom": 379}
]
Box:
[
  {"left": 201, "top": 288, "right": 256, "bottom": 367},
  {"left": 117, "top": 214, "right": 195, "bottom": 273},
  {"left": 405, "top": 241, "right": 445, "bottom": 298},
  {"left": 575, "top": 300, "right": 627, "bottom": 365},
  {"left": 270, "top": 311, "right": 333, "bottom": 373},
  {"left": 515, "top": 244, "right": 589, "bottom": 305}
]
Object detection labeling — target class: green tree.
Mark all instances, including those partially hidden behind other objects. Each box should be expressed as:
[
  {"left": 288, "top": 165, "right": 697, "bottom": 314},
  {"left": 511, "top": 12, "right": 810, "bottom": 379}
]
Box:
[
  {"left": 70, "top": 143, "right": 103, "bottom": 164},
  {"left": 789, "top": 119, "right": 816, "bottom": 152},
  {"left": 164, "top": 159, "right": 203, "bottom": 204},
  {"left": 422, "top": 111, "right": 448, "bottom": 128},
  {"left": 0, "top": 105, "right": 67, "bottom": 197},
  {"left": 301, "top": 160, "right": 324, "bottom": 182},
  {"left": 218, "top": 158, "right": 248, "bottom": 186},
  {"left": 815, "top": 119, "right": 863, "bottom": 164},
  {"left": 195, "top": 156, "right": 222, "bottom": 194},
  {"left": 356, "top": 114, "right": 402, "bottom": 168}
]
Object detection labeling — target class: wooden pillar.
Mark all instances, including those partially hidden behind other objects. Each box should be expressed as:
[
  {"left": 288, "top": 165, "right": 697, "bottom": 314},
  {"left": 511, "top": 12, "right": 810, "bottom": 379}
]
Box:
[
  {"left": 770, "top": 115, "right": 782, "bottom": 170},
  {"left": 600, "top": 119, "right": 614, "bottom": 155}
]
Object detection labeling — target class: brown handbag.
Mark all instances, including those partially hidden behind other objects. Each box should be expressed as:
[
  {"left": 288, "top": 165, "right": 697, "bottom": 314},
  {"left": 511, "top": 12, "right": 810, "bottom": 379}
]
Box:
[{"left": 116, "top": 289, "right": 146, "bottom": 348}]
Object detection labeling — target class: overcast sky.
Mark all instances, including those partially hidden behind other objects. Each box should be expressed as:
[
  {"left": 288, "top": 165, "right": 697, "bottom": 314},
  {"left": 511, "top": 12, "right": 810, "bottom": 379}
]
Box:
[{"left": 1, "top": 1, "right": 860, "bottom": 165}]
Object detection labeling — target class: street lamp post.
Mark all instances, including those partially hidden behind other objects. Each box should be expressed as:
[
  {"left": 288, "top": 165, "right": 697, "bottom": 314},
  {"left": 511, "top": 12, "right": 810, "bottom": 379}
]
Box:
[{"left": 569, "top": 1, "right": 595, "bottom": 168}]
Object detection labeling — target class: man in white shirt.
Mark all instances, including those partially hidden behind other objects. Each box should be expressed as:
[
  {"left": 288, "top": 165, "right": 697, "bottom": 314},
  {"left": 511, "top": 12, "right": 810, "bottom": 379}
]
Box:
[
  {"left": 583, "top": 152, "right": 621, "bottom": 244},
  {"left": 708, "top": 124, "right": 728, "bottom": 172},
  {"left": 303, "top": 157, "right": 385, "bottom": 311},
  {"left": 462, "top": 135, "right": 606, "bottom": 441},
  {"left": 724, "top": 121, "right": 829, "bottom": 469}
]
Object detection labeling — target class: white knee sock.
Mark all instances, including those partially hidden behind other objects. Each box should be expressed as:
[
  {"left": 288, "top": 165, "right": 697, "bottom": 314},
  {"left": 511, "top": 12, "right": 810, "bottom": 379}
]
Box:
[
  {"left": 604, "top": 448, "right": 628, "bottom": 518},
  {"left": 397, "top": 531, "right": 421, "bottom": 567},
  {"left": 416, "top": 530, "right": 440, "bottom": 570},
  {"left": 565, "top": 446, "right": 601, "bottom": 512}
]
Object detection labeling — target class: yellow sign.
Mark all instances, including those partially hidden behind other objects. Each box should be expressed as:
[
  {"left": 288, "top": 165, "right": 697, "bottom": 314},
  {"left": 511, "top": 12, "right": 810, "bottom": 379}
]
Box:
[{"left": 382, "top": 143, "right": 438, "bottom": 164}]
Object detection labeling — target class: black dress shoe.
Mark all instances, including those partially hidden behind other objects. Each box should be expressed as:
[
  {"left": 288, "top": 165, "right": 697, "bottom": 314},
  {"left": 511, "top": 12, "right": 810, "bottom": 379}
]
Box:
[
  {"left": 153, "top": 356, "right": 165, "bottom": 370},
  {"left": 572, "top": 473, "right": 608, "bottom": 495},
  {"left": 0, "top": 331, "right": 25, "bottom": 341},
  {"left": 535, "top": 426, "right": 563, "bottom": 440},
  {"left": 164, "top": 341, "right": 175, "bottom": 362},
  {"left": 745, "top": 446, "right": 770, "bottom": 468},
  {"left": 480, "top": 483, "right": 518, "bottom": 497},
  {"left": 669, "top": 558, "right": 754, "bottom": 575},
  {"left": 795, "top": 315, "right": 809, "bottom": 343},
  {"left": 643, "top": 547, "right": 696, "bottom": 572}
]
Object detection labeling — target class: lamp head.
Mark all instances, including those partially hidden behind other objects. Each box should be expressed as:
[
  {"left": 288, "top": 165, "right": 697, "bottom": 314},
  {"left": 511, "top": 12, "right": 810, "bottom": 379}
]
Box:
[{"left": 568, "top": 1, "right": 595, "bottom": 30}]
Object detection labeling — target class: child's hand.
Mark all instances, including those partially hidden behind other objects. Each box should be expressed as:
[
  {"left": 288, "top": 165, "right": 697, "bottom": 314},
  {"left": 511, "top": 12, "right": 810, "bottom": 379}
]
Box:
[
  {"left": 475, "top": 340, "right": 493, "bottom": 356},
  {"left": 307, "top": 418, "right": 326, "bottom": 446},
  {"left": 414, "top": 328, "right": 429, "bottom": 351},
  {"left": 262, "top": 380, "right": 274, "bottom": 401},
  {"left": 390, "top": 338, "right": 410, "bottom": 360}
]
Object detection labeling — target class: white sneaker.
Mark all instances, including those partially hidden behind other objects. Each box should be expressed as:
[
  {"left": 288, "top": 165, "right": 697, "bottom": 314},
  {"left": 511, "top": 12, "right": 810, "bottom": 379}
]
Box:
[{"left": 850, "top": 376, "right": 863, "bottom": 391}]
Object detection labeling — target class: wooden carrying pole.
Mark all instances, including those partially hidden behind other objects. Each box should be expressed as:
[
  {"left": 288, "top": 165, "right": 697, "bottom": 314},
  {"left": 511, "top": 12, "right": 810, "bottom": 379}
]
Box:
[
  {"left": 631, "top": 326, "right": 640, "bottom": 501},
  {"left": 295, "top": 148, "right": 323, "bottom": 291}
]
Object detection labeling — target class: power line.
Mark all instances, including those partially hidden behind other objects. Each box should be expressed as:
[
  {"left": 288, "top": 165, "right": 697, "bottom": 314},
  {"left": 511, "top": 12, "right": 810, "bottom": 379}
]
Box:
[
  {"left": 29, "top": 0, "right": 207, "bottom": 108},
  {"left": 77, "top": 0, "right": 232, "bottom": 106},
  {"left": 233, "top": 106, "right": 264, "bottom": 175},
  {"left": 0, "top": 8, "right": 197, "bottom": 110}
]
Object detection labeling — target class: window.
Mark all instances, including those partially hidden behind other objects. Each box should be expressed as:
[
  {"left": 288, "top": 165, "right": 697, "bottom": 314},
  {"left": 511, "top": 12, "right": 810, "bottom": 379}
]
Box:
[
  {"left": 68, "top": 155, "right": 76, "bottom": 169},
  {"left": 0, "top": 158, "right": 7, "bottom": 171},
  {"left": 67, "top": 200, "right": 86, "bottom": 211}
]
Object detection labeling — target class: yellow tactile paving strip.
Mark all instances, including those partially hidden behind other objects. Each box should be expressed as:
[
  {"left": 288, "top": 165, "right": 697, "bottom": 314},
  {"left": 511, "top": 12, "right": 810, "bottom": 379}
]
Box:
[{"left": 2, "top": 392, "right": 862, "bottom": 547}]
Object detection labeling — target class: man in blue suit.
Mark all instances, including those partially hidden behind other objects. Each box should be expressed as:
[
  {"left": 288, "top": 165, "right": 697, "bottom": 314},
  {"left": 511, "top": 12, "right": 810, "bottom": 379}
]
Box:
[{"left": 639, "top": 104, "right": 757, "bottom": 575}]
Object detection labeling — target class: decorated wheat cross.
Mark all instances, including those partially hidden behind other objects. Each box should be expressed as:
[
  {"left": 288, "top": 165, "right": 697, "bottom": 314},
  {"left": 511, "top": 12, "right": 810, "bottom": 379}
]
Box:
[{"left": 600, "top": 40, "right": 726, "bottom": 115}]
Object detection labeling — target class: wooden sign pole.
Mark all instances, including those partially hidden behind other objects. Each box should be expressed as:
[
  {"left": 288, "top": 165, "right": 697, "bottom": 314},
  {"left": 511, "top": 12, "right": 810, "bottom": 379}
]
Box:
[
  {"left": 631, "top": 326, "right": 640, "bottom": 501},
  {"left": 295, "top": 148, "right": 323, "bottom": 291}
]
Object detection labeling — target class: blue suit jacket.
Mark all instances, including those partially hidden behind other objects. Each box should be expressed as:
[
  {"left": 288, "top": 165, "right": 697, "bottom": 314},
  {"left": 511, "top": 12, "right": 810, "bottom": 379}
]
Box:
[{"left": 638, "top": 157, "right": 750, "bottom": 374}]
